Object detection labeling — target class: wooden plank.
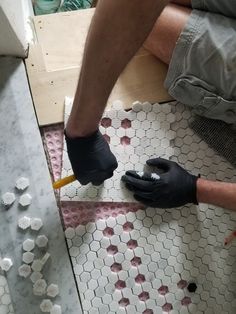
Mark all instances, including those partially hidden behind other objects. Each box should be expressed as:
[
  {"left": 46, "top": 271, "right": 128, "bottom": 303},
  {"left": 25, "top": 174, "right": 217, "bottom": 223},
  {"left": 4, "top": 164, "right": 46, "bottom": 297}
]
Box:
[
  {"left": 34, "top": 9, "right": 95, "bottom": 71},
  {"left": 33, "top": 9, "right": 149, "bottom": 71},
  {"left": 26, "top": 47, "right": 79, "bottom": 124},
  {"left": 26, "top": 9, "right": 172, "bottom": 126}
]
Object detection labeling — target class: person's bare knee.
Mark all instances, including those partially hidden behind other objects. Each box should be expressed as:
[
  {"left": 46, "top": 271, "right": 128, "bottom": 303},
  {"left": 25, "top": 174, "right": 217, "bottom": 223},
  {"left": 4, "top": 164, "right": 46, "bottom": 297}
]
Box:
[{"left": 144, "top": 3, "right": 191, "bottom": 64}]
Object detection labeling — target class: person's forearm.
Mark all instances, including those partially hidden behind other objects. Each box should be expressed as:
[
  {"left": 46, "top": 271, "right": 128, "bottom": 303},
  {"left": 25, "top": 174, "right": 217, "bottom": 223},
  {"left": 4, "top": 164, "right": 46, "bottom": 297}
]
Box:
[
  {"left": 197, "top": 178, "right": 236, "bottom": 211},
  {"left": 66, "top": 0, "right": 169, "bottom": 137}
]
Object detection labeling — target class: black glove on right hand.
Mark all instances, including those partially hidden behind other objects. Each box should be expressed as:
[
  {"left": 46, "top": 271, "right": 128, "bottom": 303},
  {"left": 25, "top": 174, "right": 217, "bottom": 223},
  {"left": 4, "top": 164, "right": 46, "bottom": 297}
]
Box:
[
  {"left": 65, "top": 130, "right": 118, "bottom": 185},
  {"left": 122, "top": 158, "right": 198, "bottom": 208}
]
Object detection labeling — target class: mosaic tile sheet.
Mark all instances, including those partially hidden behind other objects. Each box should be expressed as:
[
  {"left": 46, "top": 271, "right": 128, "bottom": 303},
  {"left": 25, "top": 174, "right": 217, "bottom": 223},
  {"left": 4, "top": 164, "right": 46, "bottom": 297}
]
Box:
[
  {"left": 61, "top": 98, "right": 176, "bottom": 202},
  {"left": 59, "top": 99, "right": 236, "bottom": 314},
  {"left": 61, "top": 201, "right": 145, "bottom": 228},
  {"left": 42, "top": 98, "right": 236, "bottom": 313},
  {"left": 64, "top": 206, "right": 236, "bottom": 314}
]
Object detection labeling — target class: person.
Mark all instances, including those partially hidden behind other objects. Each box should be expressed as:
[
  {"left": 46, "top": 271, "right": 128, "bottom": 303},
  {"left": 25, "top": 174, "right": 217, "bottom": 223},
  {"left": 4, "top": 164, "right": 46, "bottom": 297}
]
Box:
[
  {"left": 65, "top": 0, "right": 236, "bottom": 210},
  {"left": 121, "top": 158, "right": 236, "bottom": 211}
]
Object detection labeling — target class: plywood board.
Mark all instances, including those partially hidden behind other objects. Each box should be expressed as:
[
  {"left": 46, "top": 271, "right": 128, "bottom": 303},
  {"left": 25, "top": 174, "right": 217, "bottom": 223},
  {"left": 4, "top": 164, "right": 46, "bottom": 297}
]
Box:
[
  {"left": 26, "top": 8, "right": 172, "bottom": 126},
  {"left": 33, "top": 9, "right": 95, "bottom": 71},
  {"left": 33, "top": 9, "right": 156, "bottom": 71}
]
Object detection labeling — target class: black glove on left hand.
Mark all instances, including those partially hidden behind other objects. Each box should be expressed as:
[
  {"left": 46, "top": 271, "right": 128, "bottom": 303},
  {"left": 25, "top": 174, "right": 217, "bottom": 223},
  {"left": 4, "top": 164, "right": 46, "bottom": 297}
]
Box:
[{"left": 121, "top": 158, "right": 198, "bottom": 208}]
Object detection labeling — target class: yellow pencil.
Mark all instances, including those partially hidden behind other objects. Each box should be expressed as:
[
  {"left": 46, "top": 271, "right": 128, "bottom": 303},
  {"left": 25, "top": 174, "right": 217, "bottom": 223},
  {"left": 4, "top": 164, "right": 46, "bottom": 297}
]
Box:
[{"left": 53, "top": 174, "right": 76, "bottom": 189}]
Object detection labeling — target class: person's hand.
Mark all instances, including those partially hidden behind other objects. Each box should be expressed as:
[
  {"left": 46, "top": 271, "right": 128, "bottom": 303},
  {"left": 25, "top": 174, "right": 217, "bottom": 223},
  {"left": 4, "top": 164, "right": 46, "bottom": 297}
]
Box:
[
  {"left": 65, "top": 130, "right": 118, "bottom": 185},
  {"left": 122, "top": 158, "right": 198, "bottom": 208}
]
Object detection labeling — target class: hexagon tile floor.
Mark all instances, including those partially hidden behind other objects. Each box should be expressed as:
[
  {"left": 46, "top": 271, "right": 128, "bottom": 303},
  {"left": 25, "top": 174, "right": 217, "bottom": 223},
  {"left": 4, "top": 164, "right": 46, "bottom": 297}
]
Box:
[
  {"left": 0, "top": 271, "right": 14, "bottom": 314},
  {"left": 61, "top": 98, "right": 177, "bottom": 202},
  {"left": 65, "top": 207, "right": 236, "bottom": 314},
  {"left": 42, "top": 99, "right": 236, "bottom": 314}
]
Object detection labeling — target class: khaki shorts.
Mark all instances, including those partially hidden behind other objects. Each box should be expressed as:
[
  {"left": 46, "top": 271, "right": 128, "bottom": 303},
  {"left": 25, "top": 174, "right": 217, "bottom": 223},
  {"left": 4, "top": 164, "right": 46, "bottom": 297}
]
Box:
[{"left": 165, "top": 0, "right": 236, "bottom": 124}]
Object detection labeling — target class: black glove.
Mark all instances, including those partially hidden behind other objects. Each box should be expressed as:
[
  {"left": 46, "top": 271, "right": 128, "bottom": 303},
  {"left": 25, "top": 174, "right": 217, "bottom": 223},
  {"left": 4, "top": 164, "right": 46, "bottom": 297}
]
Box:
[
  {"left": 65, "top": 130, "right": 118, "bottom": 185},
  {"left": 122, "top": 158, "right": 198, "bottom": 208}
]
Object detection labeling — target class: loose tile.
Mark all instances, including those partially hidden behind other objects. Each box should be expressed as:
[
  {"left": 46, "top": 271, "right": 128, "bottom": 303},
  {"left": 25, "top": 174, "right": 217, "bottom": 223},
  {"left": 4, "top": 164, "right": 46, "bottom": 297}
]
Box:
[
  {"left": 18, "top": 216, "right": 31, "bottom": 230},
  {"left": 33, "top": 279, "right": 47, "bottom": 296},
  {"left": 50, "top": 305, "right": 62, "bottom": 314},
  {"left": 30, "top": 271, "right": 43, "bottom": 283},
  {"left": 32, "top": 260, "right": 43, "bottom": 272},
  {"left": 19, "top": 193, "right": 32, "bottom": 207},
  {"left": 36, "top": 235, "right": 49, "bottom": 248},
  {"left": 23, "top": 239, "right": 35, "bottom": 251},
  {"left": 22, "top": 252, "right": 34, "bottom": 264},
  {"left": 2, "top": 192, "right": 15, "bottom": 206},
  {"left": 15, "top": 177, "right": 29, "bottom": 191},
  {"left": 0, "top": 258, "right": 13, "bottom": 272},
  {"left": 31, "top": 218, "right": 43, "bottom": 231},
  {"left": 40, "top": 299, "right": 53, "bottom": 312},
  {"left": 18, "top": 264, "right": 31, "bottom": 278},
  {"left": 41, "top": 253, "right": 50, "bottom": 266}
]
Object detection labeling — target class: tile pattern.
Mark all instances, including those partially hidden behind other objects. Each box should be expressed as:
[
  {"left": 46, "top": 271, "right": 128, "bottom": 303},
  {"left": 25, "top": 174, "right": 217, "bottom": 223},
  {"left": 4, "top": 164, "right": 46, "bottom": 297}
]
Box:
[
  {"left": 169, "top": 103, "right": 236, "bottom": 182},
  {"left": 42, "top": 99, "right": 236, "bottom": 313},
  {"left": 61, "top": 98, "right": 176, "bottom": 202},
  {"left": 0, "top": 273, "right": 14, "bottom": 314},
  {"left": 65, "top": 207, "right": 236, "bottom": 314},
  {"left": 42, "top": 124, "right": 64, "bottom": 182},
  {"left": 61, "top": 100, "right": 236, "bottom": 313},
  {"left": 61, "top": 201, "right": 145, "bottom": 228}
]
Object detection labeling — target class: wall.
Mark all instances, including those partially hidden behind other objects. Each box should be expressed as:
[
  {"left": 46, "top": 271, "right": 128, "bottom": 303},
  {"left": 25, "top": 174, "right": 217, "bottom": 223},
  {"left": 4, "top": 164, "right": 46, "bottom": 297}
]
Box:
[{"left": 0, "top": 0, "right": 34, "bottom": 57}]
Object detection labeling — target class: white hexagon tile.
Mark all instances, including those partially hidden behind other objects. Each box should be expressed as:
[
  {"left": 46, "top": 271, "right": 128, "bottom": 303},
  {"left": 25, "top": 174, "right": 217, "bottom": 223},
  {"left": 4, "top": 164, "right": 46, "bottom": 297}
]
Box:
[
  {"left": 58, "top": 99, "right": 236, "bottom": 314},
  {"left": 61, "top": 98, "right": 176, "bottom": 202}
]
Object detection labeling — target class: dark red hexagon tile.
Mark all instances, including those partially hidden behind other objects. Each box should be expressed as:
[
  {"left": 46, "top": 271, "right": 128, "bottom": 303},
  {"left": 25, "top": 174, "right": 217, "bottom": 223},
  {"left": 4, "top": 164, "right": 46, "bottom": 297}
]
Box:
[
  {"left": 135, "top": 274, "right": 145, "bottom": 284},
  {"left": 103, "top": 227, "right": 114, "bottom": 237},
  {"left": 110, "top": 262, "right": 122, "bottom": 273},
  {"left": 115, "top": 280, "right": 126, "bottom": 290},
  {"left": 120, "top": 136, "right": 130, "bottom": 146},
  {"left": 138, "top": 291, "right": 150, "bottom": 301},
  {"left": 177, "top": 279, "right": 188, "bottom": 289},
  {"left": 106, "top": 245, "right": 118, "bottom": 255},
  {"left": 181, "top": 296, "right": 192, "bottom": 306},
  {"left": 101, "top": 117, "right": 112, "bottom": 128},
  {"left": 162, "top": 303, "right": 173, "bottom": 312},
  {"left": 121, "top": 118, "right": 131, "bottom": 129},
  {"left": 158, "top": 285, "right": 169, "bottom": 296},
  {"left": 118, "top": 298, "right": 130, "bottom": 307},
  {"left": 131, "top": 256, "right": 141, "bottom": 267},
  {"left": 127, "top": 239, "right": 137, "bottom": 249},
  {"left": 143, "top": 310, "right": 153, "bottom": 314},
  {"left": 123, "top": 222, "right": 134, "bottom": 232}
]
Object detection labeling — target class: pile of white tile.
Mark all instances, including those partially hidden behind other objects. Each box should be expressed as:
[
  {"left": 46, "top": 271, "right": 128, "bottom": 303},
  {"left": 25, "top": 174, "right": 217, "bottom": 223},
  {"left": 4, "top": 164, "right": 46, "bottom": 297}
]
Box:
[{"left": 1, "top": 177, "right": 61, "bottom": 314}]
